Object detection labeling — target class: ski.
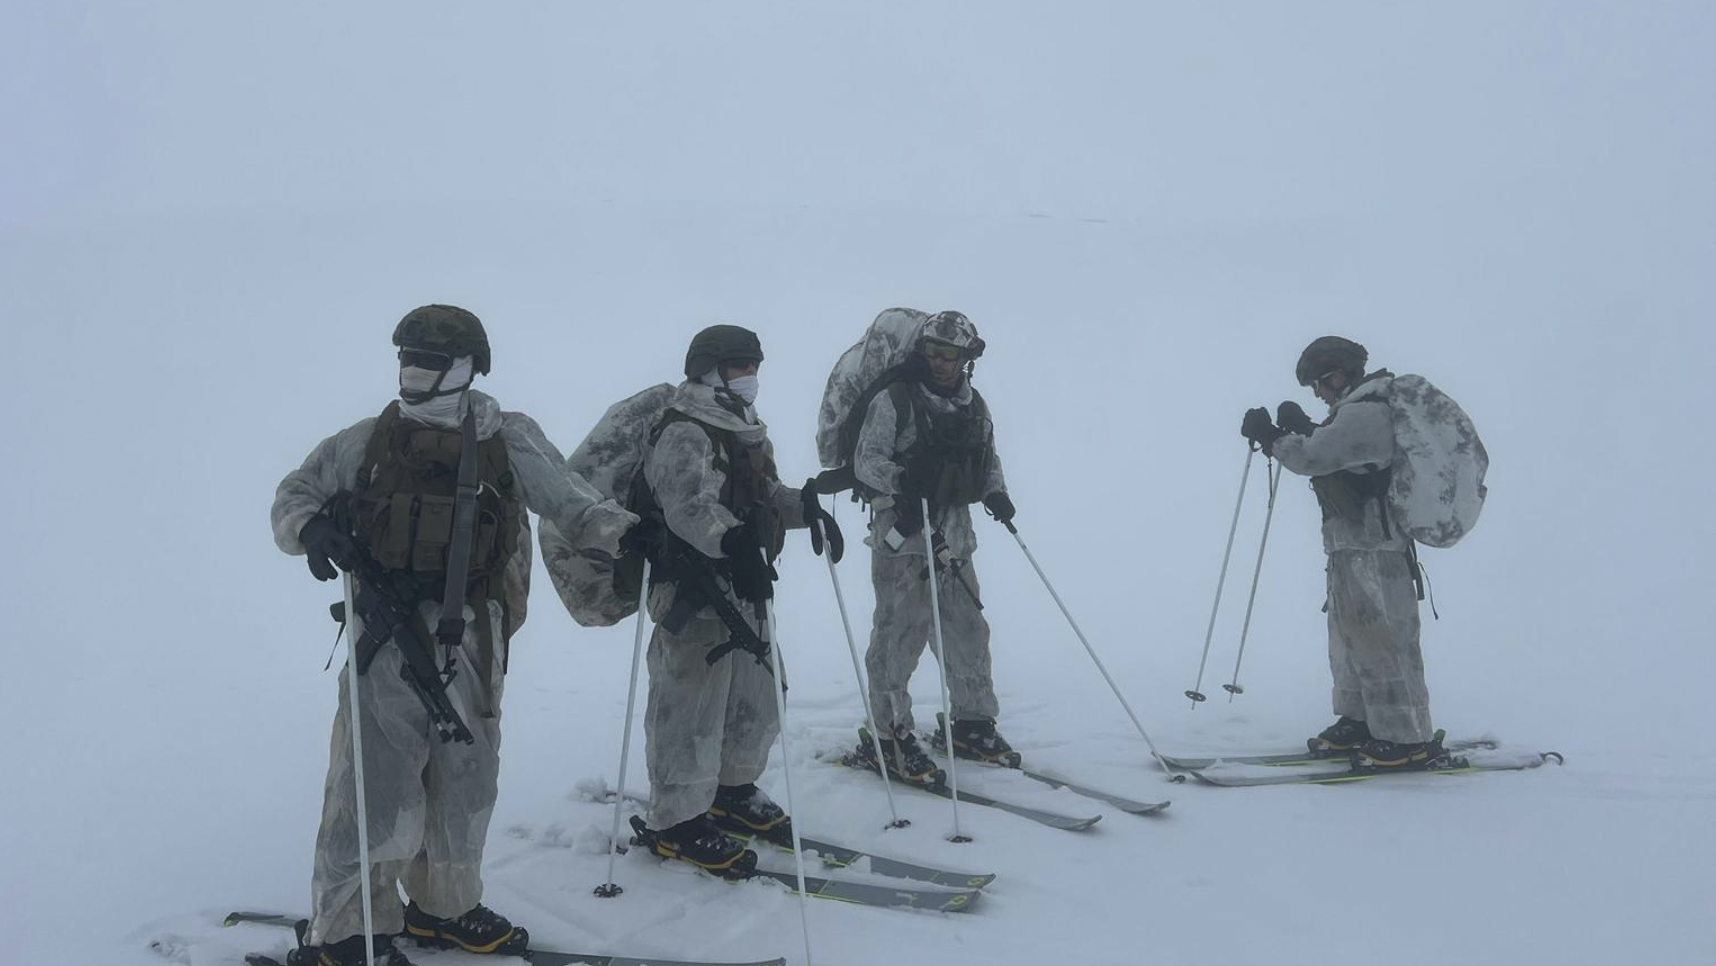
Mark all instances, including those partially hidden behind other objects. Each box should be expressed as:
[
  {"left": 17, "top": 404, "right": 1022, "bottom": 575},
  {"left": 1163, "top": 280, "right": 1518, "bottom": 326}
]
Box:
[
  {"left": 1012, "top": 766, "right": 1171, "bottom": 815},
  {"left": 223, "top": 912, "right": 788, "bottom": 966},
  {"left": 917, "top": 714, "right": 1169, "bottom": 816},
  {"left": 915, "top": 732, "right": 1170, "bottom": 816},
  {"left": 621, "top": 824, "right": 982, "bottom": 913},
  {"left": 835, "top": 733, "right": 1102, "bottom": 831},
  {"left": 1186, "top": 750, "right": 1565, "bottom": 787},
  {"left": 734, "top": 827, "right": 997, "bottom": 890},
  {"left": 1159, "top": 737, "right": 1500, "bottom": 771},
  {"left": 741, "top": 866, "right": 979, "bottom": 912},
  {"left": 598, "top": 787, "right": 997, "bottom": 889}
]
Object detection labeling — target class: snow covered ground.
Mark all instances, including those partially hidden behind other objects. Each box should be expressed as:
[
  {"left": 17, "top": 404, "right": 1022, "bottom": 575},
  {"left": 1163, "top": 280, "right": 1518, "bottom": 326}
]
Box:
[{"left": 5, "top": 4, "right": 1714, "bottom": 965}]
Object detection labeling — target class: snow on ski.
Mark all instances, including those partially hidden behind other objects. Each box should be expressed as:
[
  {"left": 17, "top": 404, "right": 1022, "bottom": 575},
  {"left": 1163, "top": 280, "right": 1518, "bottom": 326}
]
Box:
[
  {"left": 1186, "top": 750, "right": 1565, "bottom": 787},
  {"left": 1159, "top": 737, "right": 1500, "bottom": 771},
  {"left": 223, "top": 912, "right": 789, "bottom": 966},
  {"left": 598, "top": 787, "right": 997, "bottom": 888}
]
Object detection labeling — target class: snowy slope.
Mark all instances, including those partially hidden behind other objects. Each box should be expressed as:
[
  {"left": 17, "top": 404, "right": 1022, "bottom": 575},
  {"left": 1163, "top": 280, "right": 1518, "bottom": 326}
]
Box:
[{"left": 5, "top": 4, "right": 1715, "bottom": 966}]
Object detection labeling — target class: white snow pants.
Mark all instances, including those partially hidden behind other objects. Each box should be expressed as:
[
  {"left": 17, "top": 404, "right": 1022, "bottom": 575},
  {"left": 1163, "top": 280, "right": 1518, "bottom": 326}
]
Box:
[
  {"left": 643, "top": 610, "right": 781, "bottom": 830},
  {"left": 1326, "top": 549, "right": 1433, "bottom": 743},
  {"left": 310, "top": 600, "right": 505, "bottom": 946},
  {"left": 865, "top": 550, "right": 999, "bottom": 736}
]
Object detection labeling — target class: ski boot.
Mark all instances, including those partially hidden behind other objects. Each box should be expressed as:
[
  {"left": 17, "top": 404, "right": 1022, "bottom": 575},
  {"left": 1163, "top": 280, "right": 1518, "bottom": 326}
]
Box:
[
  {"left": 287, "top": 919, "right": 415, "bottom": 966},
  {"left": 403, "top": 901, "right": 528, "bottom": 956},
  {"left": 708, "top": 782, "right": 793, "bottom": 846},
  {"left": 629, "top": 813, "right": 758, "bottom": 879},
  {"left": 932, "top": 714, "right": 1022, "bottom": 768},
  {"left": 1355, "top": 730, "right": 1450, "bottom": 770},
  {"left": 1309, "top": 716, "right": 1372, "bottom": 755},
  {"left": 855, "top": 729, "right": 945, "bottom": 788}
]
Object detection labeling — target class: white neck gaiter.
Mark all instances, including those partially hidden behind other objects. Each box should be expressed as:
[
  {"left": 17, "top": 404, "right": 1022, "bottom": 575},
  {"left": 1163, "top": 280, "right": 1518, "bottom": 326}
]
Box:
[{"left": 399, "top": 356, "right": 475, "bottom": 428}]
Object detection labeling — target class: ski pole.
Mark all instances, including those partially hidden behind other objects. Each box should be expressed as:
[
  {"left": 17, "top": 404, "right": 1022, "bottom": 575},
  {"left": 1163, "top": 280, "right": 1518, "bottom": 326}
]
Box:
[
  {"left": 1002, "top": 521, "right": 1180, "bottom": 781},
  {"left": 596, "top": 558, "right": 651, "bottom": 898},
  {"left": 758, "top": 564, "right": 815, "bottom": 966},
  {"left": 1225, "top": 461, "right": 1282, "bottom": 701},
  {"left": 823, "top": 498, "right": 908, "bottom": 829},
  {"left": 1187, "top": 447, "right": 1255, "bottom": 707},
  {"left": 922, "top": 498, "right": 970, "bottom": 843},
  {"left": 342, "top": 573, "right": 377, "bottom": 966}
]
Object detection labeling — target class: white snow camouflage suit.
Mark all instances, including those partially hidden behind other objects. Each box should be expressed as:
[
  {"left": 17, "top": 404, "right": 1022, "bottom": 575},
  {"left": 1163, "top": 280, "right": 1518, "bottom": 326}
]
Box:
[
  {"left": 854, "top": 375, "right": 1007, "bottom": 736},
  {"left": 639, "top": 382, "right": 805, "bottom": 830},
  {"left": 271, "top": 390, "right": 635, "bottom": 945},
  {"left": 1272, "top": 372, "right": 1433, "bottom": 744}
]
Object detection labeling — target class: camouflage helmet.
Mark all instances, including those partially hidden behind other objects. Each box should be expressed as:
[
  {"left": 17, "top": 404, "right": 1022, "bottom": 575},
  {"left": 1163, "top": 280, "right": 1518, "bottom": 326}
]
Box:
[
  {"left": 393, "top": 304, "right": 491, "bottom": 375},
  {"left": 684, "top": 324, "right": 764, "bottom": 379},
  {"left": 1295, "top": 335, "right": 1368, "bottom": 387},
  {"left": 918, "top": 310, "right": 985, "bottom": 359}
]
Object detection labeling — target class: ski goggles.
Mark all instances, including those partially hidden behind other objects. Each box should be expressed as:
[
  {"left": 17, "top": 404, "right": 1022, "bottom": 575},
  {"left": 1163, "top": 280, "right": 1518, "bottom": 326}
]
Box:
[
  {"left": 1309, "top": 370, "right": 1343, "bottom": 392},
  {"left": 398, "top": 348, "right": 456, "bottom": 371},
  {"left": 919, "top": 342, "right": 965, "bottom": 363}
]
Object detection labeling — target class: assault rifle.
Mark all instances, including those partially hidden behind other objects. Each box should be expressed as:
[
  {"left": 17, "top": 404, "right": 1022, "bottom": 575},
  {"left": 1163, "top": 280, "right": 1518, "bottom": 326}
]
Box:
[
  {"left": 646, "top": 517, "right": 774, "bottom": 673},
  {"left": 320, "top": 494, "right": 474, "bottom": 745}
]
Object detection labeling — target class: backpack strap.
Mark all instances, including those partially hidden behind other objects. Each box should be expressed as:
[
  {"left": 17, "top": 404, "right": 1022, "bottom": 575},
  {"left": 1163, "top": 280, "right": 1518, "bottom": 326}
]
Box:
[
  {"left": 358, "top": 401, "right": 402, "bottom": 489},
  {"left": 648, "top": 408, "right": 738, "bottom": 506}
]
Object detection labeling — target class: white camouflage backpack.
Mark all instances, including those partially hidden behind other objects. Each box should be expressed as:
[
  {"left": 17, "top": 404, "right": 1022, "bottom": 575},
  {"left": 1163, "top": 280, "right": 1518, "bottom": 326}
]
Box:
[
  {"left": 815, "top": 307, "right": 929, "bottom": 471},
  {"left": 539, "top": 383, "right": 677, "bottom": 626},
  {"left": 1385, "top": 374, "right": 1489, "bottom": 548}
]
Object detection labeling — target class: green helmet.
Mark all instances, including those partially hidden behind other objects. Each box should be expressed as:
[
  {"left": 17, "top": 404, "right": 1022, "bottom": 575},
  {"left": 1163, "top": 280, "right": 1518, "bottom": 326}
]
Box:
[
  {"left": 684, "top": 324, "right": 764, "bottom": 379},
  {"left": 1295, "top": 336, "right": 1367, "bottom": 387},
  {"left": 393, "top": 304, "right": 491, "bottom": 375}
]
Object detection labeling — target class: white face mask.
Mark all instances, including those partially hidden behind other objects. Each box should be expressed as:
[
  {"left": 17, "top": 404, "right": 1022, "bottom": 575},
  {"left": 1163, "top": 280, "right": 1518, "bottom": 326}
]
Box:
[{"left": 724, "top": 374, "right": 759, "bottom": 405}]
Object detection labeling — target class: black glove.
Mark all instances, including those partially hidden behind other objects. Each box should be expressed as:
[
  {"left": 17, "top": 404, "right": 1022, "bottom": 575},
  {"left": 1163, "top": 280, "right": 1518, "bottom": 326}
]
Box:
[
  {"left": 721, "top": 521, "right": 777, "bottom": 603},
  {"left": 810, "top": 465, "right": 857, "bottom": 496},
  {"left": 1240, "top": 406, "right": 1285, "bottom": 456},
  {"left": 1276, "top": 401, "right": 1315, "bottom": 437},
  {"left": 801, "top": 479, "right": 845, "bottom": 564},
  {"left": 620, "top": 515, "right": 664, "bottom": 557},
  {"left": 981, "top": 491, "right": 1015, "bottom": 525},
  {"left": 891, "top": 492, "right": 925, "bottom": 538},
  {"left": 299, "top": 515, "right": 357, "bottom": 582}
]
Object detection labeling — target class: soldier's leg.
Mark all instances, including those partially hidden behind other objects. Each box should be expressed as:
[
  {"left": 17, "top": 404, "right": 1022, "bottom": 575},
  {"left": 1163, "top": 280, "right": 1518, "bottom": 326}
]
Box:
[
  {"left": 309, "top": 645, "right": 433, "bottom": 945},
  {"left": 718, "top": 632, "right": 781, "bottom": 788},
  {"left": 1328, "top": 550, "right": 1432, "bottom": 743},
  {"left": 865, "top": 550, "right": 935, "bottom": 736},
  {"left": 644, "top": 622, "right": 736, "bottom": 829},
  {"left": 936, "top": 558, "right": 1000, "bottom": 723},
  {"left": 1326, "top": 561, "right": 1367, "bottom": 723},
  {"left": 403, "top": 602, "right": 508, "bottom": 920}
]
